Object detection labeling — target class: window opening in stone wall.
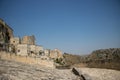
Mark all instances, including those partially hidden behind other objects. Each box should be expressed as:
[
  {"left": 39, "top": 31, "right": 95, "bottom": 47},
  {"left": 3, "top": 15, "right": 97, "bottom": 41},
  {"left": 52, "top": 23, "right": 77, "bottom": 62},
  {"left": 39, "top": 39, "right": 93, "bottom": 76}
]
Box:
[
  {"left": 13, "top": 41, "right": 15, "bottom": 43},
  {"left": 18, "top": 50, "right": 20, "bottom": 52}
]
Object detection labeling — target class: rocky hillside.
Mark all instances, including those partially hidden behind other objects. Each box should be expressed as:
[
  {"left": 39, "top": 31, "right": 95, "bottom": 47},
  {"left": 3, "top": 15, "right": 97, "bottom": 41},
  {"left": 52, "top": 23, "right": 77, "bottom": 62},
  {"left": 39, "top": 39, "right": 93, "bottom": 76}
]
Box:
[
  {"left": 63, "top": 48, "right": 120, "bottom": 70},
  {"left": 87, "top": 48, "right": 120, "bottom": 70},
  {"left": 0, "top": 59, "right": 120, "bottom": 80},
  {"left": 89, "top": 48, "right": 120, "bottom": 61},
  {"left": 63, "top": 53, "right": 81, "bottom": 65}
]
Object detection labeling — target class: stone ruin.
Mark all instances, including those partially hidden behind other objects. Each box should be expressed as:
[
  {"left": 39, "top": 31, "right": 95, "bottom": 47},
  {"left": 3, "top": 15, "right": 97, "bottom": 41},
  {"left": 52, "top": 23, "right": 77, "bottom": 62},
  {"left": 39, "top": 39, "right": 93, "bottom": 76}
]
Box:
[
  {"left": 0, "top": 19, "right": 63, "bottom": 62},
  {"left": 0, "top": 19, "right": 13, "bottom": 51}
]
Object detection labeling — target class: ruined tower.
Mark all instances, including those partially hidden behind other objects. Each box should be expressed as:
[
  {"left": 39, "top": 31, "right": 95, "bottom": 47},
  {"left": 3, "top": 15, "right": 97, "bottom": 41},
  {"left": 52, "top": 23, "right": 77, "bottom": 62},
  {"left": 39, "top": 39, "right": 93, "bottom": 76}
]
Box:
[{"left": 22, "top": 35, "right": 35, "bottom": 45}]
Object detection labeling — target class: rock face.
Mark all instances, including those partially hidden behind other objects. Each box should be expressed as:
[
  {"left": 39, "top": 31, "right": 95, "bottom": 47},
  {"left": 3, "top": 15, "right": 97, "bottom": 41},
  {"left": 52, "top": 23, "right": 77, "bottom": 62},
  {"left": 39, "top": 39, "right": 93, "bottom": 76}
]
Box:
[
  {"left": 0, "top": 59, "right": 77, "bottom": 80},
  {"left": 0, "top": 59, "right": 120, "bottom": 80},
  {"left": 72, "top": 68, "right": 87, "bottom": 80}
]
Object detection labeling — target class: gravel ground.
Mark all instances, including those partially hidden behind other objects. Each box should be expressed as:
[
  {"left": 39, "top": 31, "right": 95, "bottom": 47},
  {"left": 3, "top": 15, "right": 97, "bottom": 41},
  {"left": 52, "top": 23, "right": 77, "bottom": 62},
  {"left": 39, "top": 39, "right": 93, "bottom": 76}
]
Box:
[{"left": 0, "top": 59, "right": 120, "bottom": 80}]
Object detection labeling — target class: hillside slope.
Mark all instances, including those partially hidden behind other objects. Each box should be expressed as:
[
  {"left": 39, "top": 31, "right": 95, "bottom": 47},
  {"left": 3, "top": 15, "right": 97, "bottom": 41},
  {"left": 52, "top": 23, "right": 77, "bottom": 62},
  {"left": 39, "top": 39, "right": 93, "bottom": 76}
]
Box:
[{"left": 63, "top": 48, "right": 120, "bottom": 70}]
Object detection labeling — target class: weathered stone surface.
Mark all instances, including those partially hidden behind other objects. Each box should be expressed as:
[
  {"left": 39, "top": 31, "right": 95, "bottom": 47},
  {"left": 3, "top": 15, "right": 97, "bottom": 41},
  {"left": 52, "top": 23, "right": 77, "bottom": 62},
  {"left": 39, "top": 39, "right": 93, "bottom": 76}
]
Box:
[
  {"left": 0, "top": 19, "right": 13, "bottom": 52},
  {"left": 77, "top": 68, "right": 120, "bottom": 80},
  {"left": 0, "top": 52, "right": 54, "bottom": 68},
  {"left": 72, "top": 67, "right": 90, "bottom": 80},
  {"left": 49, "top": 49, "right": 63, "bottom": 59},
  {"left": 0, "top": 59, "right": 120, "bottom": 80},
  {"left": 0, "top": 59, "right": 77, "bottom": 80},
  {"left": 22, "top": 35, "right": 35, "bottom": 45}
]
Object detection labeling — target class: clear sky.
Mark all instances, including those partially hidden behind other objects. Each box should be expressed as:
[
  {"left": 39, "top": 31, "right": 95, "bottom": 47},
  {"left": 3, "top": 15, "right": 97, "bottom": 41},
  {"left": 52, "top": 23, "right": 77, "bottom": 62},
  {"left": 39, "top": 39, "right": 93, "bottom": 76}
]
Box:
[{"left": 0, "top": 0, "right": 120, "bottom": 54}]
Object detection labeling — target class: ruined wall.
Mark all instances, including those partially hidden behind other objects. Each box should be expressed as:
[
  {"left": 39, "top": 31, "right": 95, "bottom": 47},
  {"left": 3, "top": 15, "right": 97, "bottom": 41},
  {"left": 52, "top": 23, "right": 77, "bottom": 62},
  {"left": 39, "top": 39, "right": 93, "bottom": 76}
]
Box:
[
  {"left": 44, "top": 49, "right": 50, "bottom": 56},
  {"left": 35, "top": 45, "right": 43, "bottom": 54},
  {"left": 0, "top": 19, "right": 13, "bottom": 51},
  {"left": 49, "top": 49, "right": 63, "bottom": 59},
  {"left": 10, "top": 37, "right": 20, "bottom": 45},
  {"left": 22, "top": 35, "right": 35, "bottom": 45},
  {"left": 17, "top": 44, "right": 28, "bottom": 56},
  {"left": 0, "top": 52, "right": 55, "bottom": 68},
  {"left": 50, "top": 50, "right": 58, "bottom": 59},
  {"left": 29, "top": 45, "right": 36, "bottom": 52},
  {"left": 0, "top": 19, "right": 13, "bottom": 43},
  {"left": 28, "top": 45, "right": 44, "bottom": 56}
]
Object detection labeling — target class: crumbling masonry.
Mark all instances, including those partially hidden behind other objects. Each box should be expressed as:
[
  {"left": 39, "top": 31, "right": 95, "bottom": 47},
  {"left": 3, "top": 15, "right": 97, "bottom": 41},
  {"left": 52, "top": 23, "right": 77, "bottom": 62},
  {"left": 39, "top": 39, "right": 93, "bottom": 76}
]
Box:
[{"left": 0, "top": 19, "right": 63, "bottom": 60}]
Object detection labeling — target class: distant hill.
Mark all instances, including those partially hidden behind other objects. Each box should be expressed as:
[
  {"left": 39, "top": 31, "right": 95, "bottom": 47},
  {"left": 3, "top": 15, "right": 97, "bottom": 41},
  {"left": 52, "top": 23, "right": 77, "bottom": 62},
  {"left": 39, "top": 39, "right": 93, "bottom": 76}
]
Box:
[
  {"left": 63, "top": 48, "right": 120, "bottom": 70},
  {"left": 63, "top": 53, "right": 81, "bottom": 65},
  {"left": 89, "top": 48, "right": 120, "bottom": 61}
]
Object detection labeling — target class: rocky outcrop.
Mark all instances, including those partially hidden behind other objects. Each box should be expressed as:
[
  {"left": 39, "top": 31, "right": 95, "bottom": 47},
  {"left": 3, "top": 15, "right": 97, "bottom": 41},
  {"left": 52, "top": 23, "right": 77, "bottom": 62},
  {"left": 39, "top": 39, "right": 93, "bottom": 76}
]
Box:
[
  {"left": 90, "top": 48, "right": 120, "bottom": 61},
  {"left": 87, "top": 48, "right": 120, "bottom": 70},
  {"left": 72, "top": 67, "right": 86, "bottom": 80}
]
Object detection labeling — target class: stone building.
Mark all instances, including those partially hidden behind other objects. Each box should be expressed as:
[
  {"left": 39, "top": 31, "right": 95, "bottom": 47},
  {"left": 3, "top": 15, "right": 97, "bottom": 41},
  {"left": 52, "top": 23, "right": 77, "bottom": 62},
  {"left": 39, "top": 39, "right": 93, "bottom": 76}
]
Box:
[
  {"left": 35, "top": 45, "right": 44, "bottom": 55},
  {"left": 29, "top": 45, "right": 36, "bottom": 54},
  {"left": 29, "top": 45, "right": 44, "bottom": 56},
  {"left": 49, "top": 49, "right": 63, "bottom": 59},
  {"left": 10, "top": 37, "right": 20, "bottom": 45},
  {"left": 44, "top": 49, "right": 50, "bottom": 56},
  {"left": 0, "top": 19, "right": 13, "bottom": 51},
  {"left": 9, "top": 37, "right": 20, "bottom": 53},
  {"left": 0, "top": 19, "right": 63, "bottom": 60},
  {"left": 16, "top": 44, "right": 44, "bottom": 56},
  {"left": 17, "top": 44, "right": 29, "bottom": 56},
  {"left": 22, "top": 35, "right": 35, "bottom": 45}
]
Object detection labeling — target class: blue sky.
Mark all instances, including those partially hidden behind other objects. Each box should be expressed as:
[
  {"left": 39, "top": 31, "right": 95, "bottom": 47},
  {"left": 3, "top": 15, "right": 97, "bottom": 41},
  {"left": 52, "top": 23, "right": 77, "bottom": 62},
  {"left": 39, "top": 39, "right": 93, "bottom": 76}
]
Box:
[{"left": 0, "top": 0, "right": 120, "bottom": 54}]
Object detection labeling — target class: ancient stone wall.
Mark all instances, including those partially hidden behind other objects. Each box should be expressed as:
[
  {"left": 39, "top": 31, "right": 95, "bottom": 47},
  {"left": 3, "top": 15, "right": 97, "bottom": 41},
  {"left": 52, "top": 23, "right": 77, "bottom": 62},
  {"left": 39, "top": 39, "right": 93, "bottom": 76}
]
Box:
[
  {"left": 44, "top": 49, "right": 50, "bottom": 56},
  {"left": 10, "top": 37, "right": 20, "bottom": 45},
  {"left": 22, "top": 35, "right": 35, "bottom": 45},
  {"left": 16, "top": 44, "right": 28, "bottom": 56},
  {"left": 0, "top": 19, "right": 13, "bottom": 51},
  {"left": 35, "top": 45, "right": 43, "bottom": 54},
  {"left": 0, "top": 19, "right": 13, "bottom": 41},
  {"left": 49, "top": 49, "right": 63, "bottom": 59},
  {"left": 0, "top": 52, "right": 55, "bottom": 68}
]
